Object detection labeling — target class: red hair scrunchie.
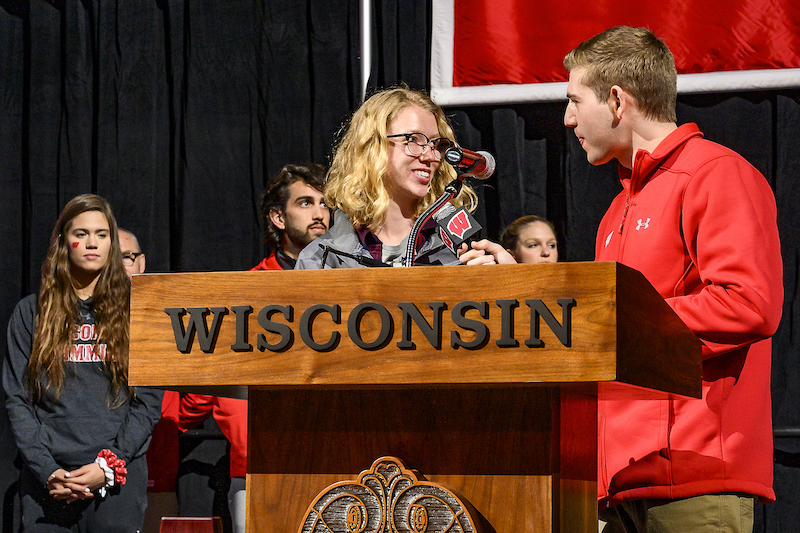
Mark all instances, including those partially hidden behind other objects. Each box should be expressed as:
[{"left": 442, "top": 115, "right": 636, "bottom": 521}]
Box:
[{"left": 97, "top": 449, "right": 127, "bottom": 485}]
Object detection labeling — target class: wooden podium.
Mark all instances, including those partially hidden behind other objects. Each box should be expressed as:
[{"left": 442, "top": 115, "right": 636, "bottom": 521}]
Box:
[{"left": 129, "top": 262, "right": 701, "bottom": 533}]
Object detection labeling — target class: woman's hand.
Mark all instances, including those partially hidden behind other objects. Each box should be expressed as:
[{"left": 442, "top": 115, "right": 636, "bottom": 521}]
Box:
[
  {"left": 47, "top": 469, "right": 85, "bottom": 502},
  {"left": 47, "top": 463, "right": 105, "bottom": 502},
  {"left": 63, "top": 462, "right": 107, "bottom": 496},
  {"left": 458, "top": 240, "right": 517, "bottom": 265}
]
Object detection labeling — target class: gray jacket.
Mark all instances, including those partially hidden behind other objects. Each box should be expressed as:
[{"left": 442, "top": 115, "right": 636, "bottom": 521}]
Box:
[{"left": 295, "top": 210, "right": 460, "bottom": 269}]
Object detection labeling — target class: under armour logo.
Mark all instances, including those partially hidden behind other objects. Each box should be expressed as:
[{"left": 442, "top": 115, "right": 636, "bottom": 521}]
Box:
[{"left": 636, "top": 218, "right": 650, "bottom": 231}]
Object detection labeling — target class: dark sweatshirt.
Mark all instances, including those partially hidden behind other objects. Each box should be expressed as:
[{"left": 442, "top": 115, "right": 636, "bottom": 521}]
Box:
[{"left": 3, "top": 294, "right": 162, "bottom": 487}]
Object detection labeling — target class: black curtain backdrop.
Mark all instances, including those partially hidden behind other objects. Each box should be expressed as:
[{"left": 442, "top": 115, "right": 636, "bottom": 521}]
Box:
[{"left": 1, "top": 2, "right": 798, "bottom": 532}]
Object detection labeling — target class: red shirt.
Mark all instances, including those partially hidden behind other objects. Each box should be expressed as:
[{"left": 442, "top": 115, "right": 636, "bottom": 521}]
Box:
[
  {"left": 146, "top": 390, "right": 181, "bottom": 491},
  {"left": 178, "top": 252, "right": 285, "bottom": 477}
]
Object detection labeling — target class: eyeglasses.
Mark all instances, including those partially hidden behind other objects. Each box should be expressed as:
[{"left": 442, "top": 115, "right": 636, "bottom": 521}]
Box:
[
  {"left": 122, "top": 252, "right": 143, "bottom": 266},
  {"left": 387, "top": 132, "right": 454, "bottom": 160}
]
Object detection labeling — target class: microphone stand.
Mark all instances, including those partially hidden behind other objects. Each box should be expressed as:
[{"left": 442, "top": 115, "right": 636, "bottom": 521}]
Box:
[{"left": 403, "top": 176, "right": 465, "bottom": 267}]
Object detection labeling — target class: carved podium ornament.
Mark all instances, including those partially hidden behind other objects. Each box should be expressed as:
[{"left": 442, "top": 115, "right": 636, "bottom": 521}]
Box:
[{"left": 299, "top": 457, "right": 478, "bottom": 533}]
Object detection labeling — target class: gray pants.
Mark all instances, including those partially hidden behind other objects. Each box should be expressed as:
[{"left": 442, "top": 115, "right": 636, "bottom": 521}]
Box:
[{"left": 228, "top": 476, "right": 246, "bottom": 533}]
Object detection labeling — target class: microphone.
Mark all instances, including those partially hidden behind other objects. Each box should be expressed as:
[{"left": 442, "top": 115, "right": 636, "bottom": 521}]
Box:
[
  {"left": 432, "top": 203, "right": 483, "bottom": 254},
  {"left": 444, "top": 147, "right": 496, "bottom": 180}
]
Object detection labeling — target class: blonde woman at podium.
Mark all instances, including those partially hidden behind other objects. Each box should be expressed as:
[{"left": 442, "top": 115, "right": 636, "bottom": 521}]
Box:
[
  {"left": 3, "top": 194, "right": 162, "bottom": 532},
  {"left": 295, "top": 86, "right": 476, "bottom": 270}
]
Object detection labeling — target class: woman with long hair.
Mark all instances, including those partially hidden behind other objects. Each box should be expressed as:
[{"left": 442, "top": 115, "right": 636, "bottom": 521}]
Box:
[
  {"left": 295, "top": 86, "right": 477, "bottom": 269},
  {"left": 3, "top": 194, "right": 162, "bottom": 532}
]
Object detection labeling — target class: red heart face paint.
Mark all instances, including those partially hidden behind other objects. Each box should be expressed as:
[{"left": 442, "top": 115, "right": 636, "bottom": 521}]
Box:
[{"left": 67, "top": 211, "right": 111, "bottom": 274}]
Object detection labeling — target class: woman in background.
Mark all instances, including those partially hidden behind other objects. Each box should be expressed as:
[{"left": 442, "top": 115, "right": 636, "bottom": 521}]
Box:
[
  {"left": 499, "top": 215, "right": 558, "bottom": 264},
  {"left": 3, "top": 194, "right": 162, "bottom": 532}
]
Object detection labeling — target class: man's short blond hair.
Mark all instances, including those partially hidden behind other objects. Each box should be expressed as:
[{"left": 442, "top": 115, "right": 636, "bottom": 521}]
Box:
[{"left": 564, "top": 26, "right": 677, "bottom": 123}]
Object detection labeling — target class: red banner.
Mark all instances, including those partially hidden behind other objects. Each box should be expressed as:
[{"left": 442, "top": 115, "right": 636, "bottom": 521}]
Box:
[{"left": 431, "top": 0, "right": 800, "bottom": 105}]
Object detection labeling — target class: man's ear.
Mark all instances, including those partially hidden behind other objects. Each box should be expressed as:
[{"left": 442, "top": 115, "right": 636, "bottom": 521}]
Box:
[
  {"left": 609, "top": 85, "right": 630, "bottom": 120},
  {"left": 269, "top": 208, "right": 286, "bottom": 231},
  {"left": 138, "top": 253, "right": 146, "bottom": 274}
]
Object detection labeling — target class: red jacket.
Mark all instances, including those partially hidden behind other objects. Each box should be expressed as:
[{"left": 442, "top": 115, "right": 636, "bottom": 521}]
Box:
[
  {"left": 179, "top": 393, "right": 249, "bottom": 477},
  {"left": 250, "top": 252, "right": 282, "bottom": 271},
  {"left": 596, "top": 124, "right": 783, "bottom": 506},
  {"left": 146, "top": 390, "right": 181, "bottom": 491},
  {"left": 179, "top": 252, "right": 284, "bottom": 478}
]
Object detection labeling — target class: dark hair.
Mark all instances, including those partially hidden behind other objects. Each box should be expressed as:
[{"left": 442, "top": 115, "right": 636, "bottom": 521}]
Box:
[
  {"left": 260, "top": 163, "right": 327, "bottom": 249},
  {"left": 500, "top": 215, "right": 557, "bottom": 251}
]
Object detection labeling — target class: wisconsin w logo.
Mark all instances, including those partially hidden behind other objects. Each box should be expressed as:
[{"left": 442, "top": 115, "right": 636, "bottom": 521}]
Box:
[{"left": 447, "top": 211, "right": 472, "bottom": 239}]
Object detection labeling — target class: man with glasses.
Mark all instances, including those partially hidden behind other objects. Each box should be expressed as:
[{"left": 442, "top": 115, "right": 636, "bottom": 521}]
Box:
[
  {"left": 295, "top": 86, "right": 477, "bottom": 270},
  {"left": 119, "top": 228, "right": 146, "bottom": 277},
  {"left": 119, "top": 228, "right": 182, "bottom": 533}
]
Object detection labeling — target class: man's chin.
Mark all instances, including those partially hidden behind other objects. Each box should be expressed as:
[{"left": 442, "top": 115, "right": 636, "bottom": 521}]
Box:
[{"left": 297, "top": 231, "right": 326, "bottom": 247}]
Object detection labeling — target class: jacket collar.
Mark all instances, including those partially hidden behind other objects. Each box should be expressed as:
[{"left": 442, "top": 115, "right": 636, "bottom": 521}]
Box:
[
  {"left": 355, "top": 217, "right": 438, "bottom": 262},
  {"left": 620, "top": 123, "right": 704, "bottom": 195}
]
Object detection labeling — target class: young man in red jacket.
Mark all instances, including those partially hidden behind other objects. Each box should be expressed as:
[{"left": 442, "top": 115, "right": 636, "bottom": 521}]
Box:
[
  {"left": 462, "top": 26, "right": 783, "bottom": 533},
  {"left": 562, "top": 27, "right": 782, "bottom": 532},
  {"left": 181, "top": 163, "right": 329, "bottom": 533},
  {"left": 251, "top": 163, "right": 330, "bottom": 271}
]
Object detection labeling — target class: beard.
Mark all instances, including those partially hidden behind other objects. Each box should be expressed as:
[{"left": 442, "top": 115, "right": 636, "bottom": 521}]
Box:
[{"left": 284, "top": 222, "right": 326, "bottom": 250}]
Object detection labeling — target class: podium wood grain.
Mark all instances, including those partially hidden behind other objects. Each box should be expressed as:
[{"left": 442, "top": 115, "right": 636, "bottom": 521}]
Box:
[
  {"left": 130, "top": 262, "right": 700, "bottom": 396},
  {"left": 129, "top": 262, "right": 702, "bottom": 533},
  {"left": 246, "top": 386, "right": 596, "bottom": 532}
]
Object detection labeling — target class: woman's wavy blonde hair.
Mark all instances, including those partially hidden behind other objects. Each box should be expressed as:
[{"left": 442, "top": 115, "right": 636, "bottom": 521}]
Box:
[
  {"left": 27, "top": 194, "right": 131, "bottom": 404},
  {"left": 325, "top": 86, "right": 477, "bottom": 232}
]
